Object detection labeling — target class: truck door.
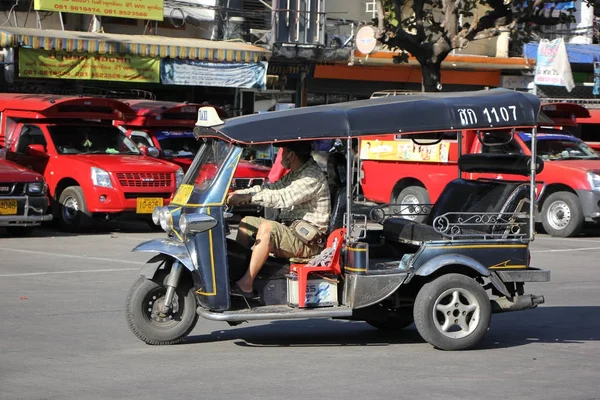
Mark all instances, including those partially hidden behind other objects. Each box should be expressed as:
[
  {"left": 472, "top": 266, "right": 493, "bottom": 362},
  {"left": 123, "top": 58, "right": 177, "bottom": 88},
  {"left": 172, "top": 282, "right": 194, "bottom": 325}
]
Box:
[{"left": 9, "top": 125, "right": 50, "bottom": 175}]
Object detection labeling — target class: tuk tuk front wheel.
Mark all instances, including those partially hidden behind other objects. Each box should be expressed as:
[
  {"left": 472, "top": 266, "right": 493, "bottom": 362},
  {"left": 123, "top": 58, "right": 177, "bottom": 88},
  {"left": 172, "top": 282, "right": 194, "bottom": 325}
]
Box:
[
  {"left": 414, "top": 273, "right": 491, "bottom": 351},
  {"left": 125, "top": 276, "right": 199, "bottom": 345}
]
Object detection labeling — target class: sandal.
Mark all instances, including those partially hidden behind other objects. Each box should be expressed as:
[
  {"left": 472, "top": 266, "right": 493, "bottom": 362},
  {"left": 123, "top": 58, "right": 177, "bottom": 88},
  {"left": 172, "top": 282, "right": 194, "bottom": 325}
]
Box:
[{"left": 230, "top": 282, "right": 256, "bottom": 300}]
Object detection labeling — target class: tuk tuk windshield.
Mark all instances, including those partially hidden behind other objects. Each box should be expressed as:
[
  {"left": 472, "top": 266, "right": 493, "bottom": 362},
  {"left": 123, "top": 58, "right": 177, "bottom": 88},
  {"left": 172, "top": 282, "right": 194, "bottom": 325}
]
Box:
[
  {"left": 183, "top": 139, "right": 233, "bottom": 193},
  {"left": 49, "top": 125, "right": 141, "bottom": 155}
]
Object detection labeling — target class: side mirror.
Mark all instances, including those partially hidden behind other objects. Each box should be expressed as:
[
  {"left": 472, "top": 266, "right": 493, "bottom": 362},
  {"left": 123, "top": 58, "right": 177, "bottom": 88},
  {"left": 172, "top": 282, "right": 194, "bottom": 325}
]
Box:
[
  {"left": 163, "top": 149, "right": 175, "bottom": 158},
  {"left": 146, "top": 146, "right": 160, "bottom": 158},
  {"left": 27, "top": 144, "right": 47, "bottom": 156}
]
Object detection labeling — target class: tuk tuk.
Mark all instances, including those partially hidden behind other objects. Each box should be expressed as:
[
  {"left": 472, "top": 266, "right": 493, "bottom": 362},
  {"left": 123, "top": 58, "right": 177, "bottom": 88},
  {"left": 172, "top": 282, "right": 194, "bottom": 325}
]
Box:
[{"left": 125, "top": 89, "right": 550, "bottom": 351}]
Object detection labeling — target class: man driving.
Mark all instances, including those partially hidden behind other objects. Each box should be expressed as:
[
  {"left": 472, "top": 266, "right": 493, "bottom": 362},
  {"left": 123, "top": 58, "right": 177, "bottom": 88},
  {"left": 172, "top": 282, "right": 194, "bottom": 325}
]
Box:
[{"left": 227, "top": 141, "right": 331, "bottom": 298}]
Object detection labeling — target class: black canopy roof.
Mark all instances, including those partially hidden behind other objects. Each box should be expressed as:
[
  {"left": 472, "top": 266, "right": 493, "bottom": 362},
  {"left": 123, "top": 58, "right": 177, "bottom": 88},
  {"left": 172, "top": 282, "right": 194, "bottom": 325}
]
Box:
[{"left": 196, "top": 89, "right": 541, "bottom": 144}]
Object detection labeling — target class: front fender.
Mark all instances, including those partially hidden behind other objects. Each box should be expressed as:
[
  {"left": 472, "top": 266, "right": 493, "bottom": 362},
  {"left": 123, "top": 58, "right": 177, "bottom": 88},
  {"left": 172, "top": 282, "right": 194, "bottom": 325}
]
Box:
[{"left": 133, "top": 238, "right": 195, "bottom": 278}]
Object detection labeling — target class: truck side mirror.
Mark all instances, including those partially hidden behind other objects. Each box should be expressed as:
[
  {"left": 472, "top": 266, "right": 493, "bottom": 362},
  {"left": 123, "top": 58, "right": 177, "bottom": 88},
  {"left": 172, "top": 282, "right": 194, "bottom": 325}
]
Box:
[
  {"left": 27, "top": 144, "right": 47, "bottom": 156},
  {"left": 146, "top": 146, "right": 160, "bottom": 158}
]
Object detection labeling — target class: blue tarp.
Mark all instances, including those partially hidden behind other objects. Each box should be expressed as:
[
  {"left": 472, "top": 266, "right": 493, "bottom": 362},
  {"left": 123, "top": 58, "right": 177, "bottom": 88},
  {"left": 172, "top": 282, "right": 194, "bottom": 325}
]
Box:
[{"left": 523, "top": 42, "right": 600, "bottom": 63}]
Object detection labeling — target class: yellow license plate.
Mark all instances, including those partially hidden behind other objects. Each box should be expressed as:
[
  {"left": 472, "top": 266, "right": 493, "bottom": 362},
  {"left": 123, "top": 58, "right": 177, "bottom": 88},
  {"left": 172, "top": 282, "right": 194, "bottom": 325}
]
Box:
[
  {"left": 0, "top": 199, "right": 17, "bottom": 215},
  {"left": 136, "top": 198, "right": 163, "bottom": 214}
]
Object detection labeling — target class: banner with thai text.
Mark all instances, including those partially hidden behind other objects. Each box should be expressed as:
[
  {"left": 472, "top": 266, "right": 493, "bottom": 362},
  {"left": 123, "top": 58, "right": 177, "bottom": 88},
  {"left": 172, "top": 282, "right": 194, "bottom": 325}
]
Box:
[
  {"left": 534, "top": 38, "right": 575, "bottom": 92},
  {"left": 161, "top": 59, "right": 267, "bottom": 89},
  {"left": 359, "top": 139, "right": 450, "bottom": 163},
  {"left": 19, "top": 49, "right": 160, "bottom": 83},
  {"left": 34, "top": 0, "right": 164, "bottom": 21}
]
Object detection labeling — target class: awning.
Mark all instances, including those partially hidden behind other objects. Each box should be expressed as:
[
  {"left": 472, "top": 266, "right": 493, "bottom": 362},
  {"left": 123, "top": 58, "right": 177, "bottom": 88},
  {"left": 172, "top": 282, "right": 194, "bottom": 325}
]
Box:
[
  {"left": 0, "top": 26, "right": 269, "bottom": 63},
  {"left": 523, "top": 42, "right": 600, "bottom": 64}
]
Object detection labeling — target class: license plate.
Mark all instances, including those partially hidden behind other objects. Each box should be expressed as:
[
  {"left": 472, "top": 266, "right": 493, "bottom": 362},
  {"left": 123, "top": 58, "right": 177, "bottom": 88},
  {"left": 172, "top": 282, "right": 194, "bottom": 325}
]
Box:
[
  {"left": 136, "top": 198, "right": 163, "bottom": 214},
  {"left": 0, "top": 199, "right": 17, "bottom": 215}
]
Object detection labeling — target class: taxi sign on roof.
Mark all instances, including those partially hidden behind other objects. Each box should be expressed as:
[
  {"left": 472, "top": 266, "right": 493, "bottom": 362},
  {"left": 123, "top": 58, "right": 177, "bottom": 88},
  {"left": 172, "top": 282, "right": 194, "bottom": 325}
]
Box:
[{"left": 195, "top": 106, "right": 224, "bottom": 128}]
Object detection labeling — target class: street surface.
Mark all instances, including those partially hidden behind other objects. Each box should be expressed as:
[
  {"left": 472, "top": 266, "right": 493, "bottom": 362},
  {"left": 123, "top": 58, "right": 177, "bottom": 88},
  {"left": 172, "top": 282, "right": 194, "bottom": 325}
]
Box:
[{"left": 1, "top": 222, "right": 599, "bottom": 400}]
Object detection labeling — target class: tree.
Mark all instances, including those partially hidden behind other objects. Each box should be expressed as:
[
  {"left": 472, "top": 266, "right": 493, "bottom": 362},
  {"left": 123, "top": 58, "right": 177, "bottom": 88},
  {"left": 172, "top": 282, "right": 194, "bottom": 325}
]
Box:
[{"left": 375, "top": 0, "right": 590, "bottom": 92}]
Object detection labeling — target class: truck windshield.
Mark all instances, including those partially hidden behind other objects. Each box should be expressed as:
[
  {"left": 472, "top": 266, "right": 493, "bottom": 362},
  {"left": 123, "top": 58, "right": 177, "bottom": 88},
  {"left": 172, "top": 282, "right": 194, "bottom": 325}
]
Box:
[
  {"left": 524, "top": 138, "right": 600, "bottom": 160},
  {"left": 155, "top": 130, "right": 199, "bottom": 158},
  {"left": 48, "top": 125, "right": 141, "bottom": 155}
]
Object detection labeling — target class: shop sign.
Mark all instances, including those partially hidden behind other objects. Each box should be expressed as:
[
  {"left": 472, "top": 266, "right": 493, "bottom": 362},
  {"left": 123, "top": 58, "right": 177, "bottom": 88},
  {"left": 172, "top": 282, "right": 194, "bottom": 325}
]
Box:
[
  {"left": 34, "top": 0, "right": 164, "bottom": 21},
  {"left": 161, "top": 59, "right": 267, "bottom": 89},
  {"left": 19, "top": 49, "right": 160, "bottom": 83},
  {"left": 534, "top": 38, "right": 574, "bottom": 92},
  {"left": 359, "top": 139, "right": 450, "bottom": 163},
  {"left": 267, "top": 62, "right": 315, "bottom": 78}
]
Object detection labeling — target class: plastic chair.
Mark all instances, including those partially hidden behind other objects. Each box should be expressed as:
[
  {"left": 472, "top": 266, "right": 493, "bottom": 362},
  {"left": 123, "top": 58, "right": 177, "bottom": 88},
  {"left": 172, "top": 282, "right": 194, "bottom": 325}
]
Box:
[{"left": 290, "top": 228, "right": 346, "bottom": 308}]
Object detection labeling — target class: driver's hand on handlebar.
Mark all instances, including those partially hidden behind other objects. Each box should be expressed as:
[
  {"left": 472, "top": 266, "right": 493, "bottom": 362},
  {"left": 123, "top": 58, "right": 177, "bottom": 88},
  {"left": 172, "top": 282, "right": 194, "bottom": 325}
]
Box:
[{"left": 227, "top": 193, "right": 252, "bottom": 207}]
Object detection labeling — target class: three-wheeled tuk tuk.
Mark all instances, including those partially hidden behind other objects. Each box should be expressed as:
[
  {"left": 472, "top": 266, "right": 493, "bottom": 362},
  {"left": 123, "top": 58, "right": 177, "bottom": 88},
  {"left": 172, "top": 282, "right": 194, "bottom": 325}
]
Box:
[{"left": 125, "top": 89, "right": 550, "bottom": 351}]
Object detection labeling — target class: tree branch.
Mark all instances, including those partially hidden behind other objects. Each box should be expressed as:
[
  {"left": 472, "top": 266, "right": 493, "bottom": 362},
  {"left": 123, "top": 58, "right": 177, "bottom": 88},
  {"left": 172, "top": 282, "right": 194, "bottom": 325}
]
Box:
[{"left": 412, "top": 0, "right": 426, "bottom": 42}]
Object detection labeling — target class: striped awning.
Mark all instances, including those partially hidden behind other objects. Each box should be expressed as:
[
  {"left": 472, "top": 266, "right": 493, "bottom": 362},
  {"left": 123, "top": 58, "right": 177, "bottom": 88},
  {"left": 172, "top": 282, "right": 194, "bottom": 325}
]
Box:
[{"left": 0, "top": 26, "right": 270, "bottom": 63}]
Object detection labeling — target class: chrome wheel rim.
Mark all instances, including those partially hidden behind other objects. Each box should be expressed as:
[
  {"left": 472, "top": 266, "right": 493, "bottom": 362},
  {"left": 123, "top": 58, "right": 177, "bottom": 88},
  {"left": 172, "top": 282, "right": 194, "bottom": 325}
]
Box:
[
  {"left": 401, "top": 194, "right": 420, "bottom": 221},
  {"left": 547, "top": 200, "right": 571, "bottom": 231},
  {"left": 62, "top": 196, "right": 79, "bottom": 222},
  {"left": 433, "top": 288, "right": 480, "bottom": 339}
]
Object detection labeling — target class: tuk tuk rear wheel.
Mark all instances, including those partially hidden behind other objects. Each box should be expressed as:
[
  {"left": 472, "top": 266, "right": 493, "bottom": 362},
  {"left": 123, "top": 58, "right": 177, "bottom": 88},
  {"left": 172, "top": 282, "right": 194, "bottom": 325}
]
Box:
[
  {"left": 125, "top": 276, "right": 199, "bottom": 345},
  {"left": 414, "top": 273, "right": 491, "bottom": 351}
]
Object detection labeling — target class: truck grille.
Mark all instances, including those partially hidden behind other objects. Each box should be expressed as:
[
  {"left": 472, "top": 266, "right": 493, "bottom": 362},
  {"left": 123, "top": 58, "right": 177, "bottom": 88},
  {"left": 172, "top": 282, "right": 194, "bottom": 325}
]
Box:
[
  {"left": 116, "top": 173, "right": 172, "bottom": 188},
  {"left": 0, "top": 183, "right": 25, "bottom": 196},
  {"left": 231, "top": 178, "right": 264, "bottom": 190}
]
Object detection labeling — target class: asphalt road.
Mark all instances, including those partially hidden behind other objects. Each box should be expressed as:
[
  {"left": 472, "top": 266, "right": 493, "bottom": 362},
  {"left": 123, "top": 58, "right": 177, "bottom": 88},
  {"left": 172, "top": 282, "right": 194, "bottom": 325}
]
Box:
[{"left": 1, "top": 222, "right": 599, "bottom": 400}]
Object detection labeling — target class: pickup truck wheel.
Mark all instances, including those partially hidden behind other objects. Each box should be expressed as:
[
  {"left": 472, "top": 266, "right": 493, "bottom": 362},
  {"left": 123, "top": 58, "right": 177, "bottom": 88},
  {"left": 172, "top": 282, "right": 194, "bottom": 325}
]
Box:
[
  {"left": 414, "top": 273, "right": 491, "bottom": 351},
  {"left": 56, "top": 186, "right": 92, "bottom": 232},
  {"left": 125, "top": 276, "right": 199, "bottom": 345},
  {"left": 6, "top": 226, "right": 35, "bottom": 236},
  {"left": 541, "top": 192, "right": 584, "bottom": 238},
  {"left": 394, "top": 186, "right": 430, "bottom": 223}
]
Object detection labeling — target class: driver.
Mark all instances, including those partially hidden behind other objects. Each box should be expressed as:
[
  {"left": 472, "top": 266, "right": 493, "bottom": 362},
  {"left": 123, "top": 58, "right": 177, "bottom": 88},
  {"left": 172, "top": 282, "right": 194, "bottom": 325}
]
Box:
[{"left": 227, "top": 141, "right": 331, "bottom": 298}]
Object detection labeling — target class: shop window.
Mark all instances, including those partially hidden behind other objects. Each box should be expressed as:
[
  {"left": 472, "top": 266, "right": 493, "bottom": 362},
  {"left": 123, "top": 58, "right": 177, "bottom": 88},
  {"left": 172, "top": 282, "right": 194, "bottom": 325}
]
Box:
[{"left": 103, "top": 17, "right": 138, "bottom": 26}]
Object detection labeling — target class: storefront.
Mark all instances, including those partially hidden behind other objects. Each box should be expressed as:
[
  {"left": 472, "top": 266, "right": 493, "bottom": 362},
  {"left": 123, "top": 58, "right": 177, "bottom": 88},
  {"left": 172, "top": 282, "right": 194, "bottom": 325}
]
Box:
[{"left": 0, "top": 26, "right": 270, "bottom": 115}]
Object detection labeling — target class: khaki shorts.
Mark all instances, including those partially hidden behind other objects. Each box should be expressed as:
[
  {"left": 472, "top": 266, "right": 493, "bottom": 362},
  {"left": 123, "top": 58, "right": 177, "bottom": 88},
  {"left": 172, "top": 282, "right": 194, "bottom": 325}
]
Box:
[{"left": 239, "top": 216, "right": 322, "bottom": 259}]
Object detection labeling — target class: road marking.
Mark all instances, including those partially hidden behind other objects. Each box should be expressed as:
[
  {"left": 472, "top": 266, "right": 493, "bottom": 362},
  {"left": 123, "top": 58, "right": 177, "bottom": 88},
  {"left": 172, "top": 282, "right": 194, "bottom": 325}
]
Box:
[
  {"left": 0, "top": 247, "right": 146, "bottom": 265},
  {"left": 0, "top": 268, "right": 139, "bottom": 277},
  {"left": 535, "top": 236, "right": 600, "bottom": 244},
  {"left": 531, "top": 246, "right": 600, "bottom": 253}
]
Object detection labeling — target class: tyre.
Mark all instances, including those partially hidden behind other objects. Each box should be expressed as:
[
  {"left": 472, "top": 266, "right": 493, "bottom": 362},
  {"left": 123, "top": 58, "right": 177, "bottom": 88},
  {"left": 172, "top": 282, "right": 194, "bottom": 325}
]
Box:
[
  {"left": 394, "top": 186, "right": 430, "bottom": 223},
  {"left": 6, "top": 226, "right": 35, "bottom": 236},
  {"left": 414, "top": 273, "right": 491, "bottom": 351},
  {"left": 125, "top": 275, "right": 199, "bottom": 345},
  {"left": 365, "top": 309, "right": 414, "bottom": 331},
  {"left": 56, "top": 186, "right": 92, "bottom": 232},
  {"left": 541, "top": 191, "right": 584, "bottom": 238}
]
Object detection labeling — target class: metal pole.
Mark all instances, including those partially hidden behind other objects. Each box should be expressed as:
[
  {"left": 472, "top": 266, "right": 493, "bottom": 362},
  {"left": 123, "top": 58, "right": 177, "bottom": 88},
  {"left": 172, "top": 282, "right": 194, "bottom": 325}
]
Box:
[
  {"left": 346, "top": 136, "right": 353, "bottom": 242},
  {"left": 529, "top": 126, "right": 537, "bottom": 241},
  {"left": 457, "top": 130, "right": 463, "bottom": 179}
]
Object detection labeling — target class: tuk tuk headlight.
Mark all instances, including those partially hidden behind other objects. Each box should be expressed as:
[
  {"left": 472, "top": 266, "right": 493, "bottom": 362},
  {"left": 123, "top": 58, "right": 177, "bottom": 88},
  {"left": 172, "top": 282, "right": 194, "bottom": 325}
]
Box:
[
  {"left": 151, "top": 206, "right": 162, "bottom": 225},
  {"left": 588, "top": 171, "right": 600, "bottom": 191},
  {"left": 179, "top": 213, "right": 217, "bottom": 235},
  {"left": 159, "top": 207, "right": 172, "bottom": 232},
  {"left": 175, "top": 168, "right": 184, "bottom": 188}
]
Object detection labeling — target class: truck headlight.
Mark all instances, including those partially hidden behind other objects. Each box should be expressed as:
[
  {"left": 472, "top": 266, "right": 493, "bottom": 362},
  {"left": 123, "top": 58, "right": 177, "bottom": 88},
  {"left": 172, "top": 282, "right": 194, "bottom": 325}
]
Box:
[
  {"left": 175, "top": 168, "right": 184, "bottom": 188},
  {"left": 588, "top": 171, "right": 600, "bottom": 191},
  {"left": 91, "top": 167, "right": 113, "bottom": 188},
  {"left": 26, "top": 182, "right": 44, "bottom": 194}
]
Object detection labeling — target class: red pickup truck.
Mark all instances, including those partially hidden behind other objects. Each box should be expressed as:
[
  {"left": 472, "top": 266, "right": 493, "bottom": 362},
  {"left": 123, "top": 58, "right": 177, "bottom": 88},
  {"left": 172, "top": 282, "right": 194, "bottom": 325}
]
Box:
[
  {"left": 360, "top": 129, "right": 600, "bottom": 237},
  {"left": 0, "top": 154, "right": 52, "bottom": 236},
  {"left": 0, "top": 95, "right": 182, "bottom": 231}
]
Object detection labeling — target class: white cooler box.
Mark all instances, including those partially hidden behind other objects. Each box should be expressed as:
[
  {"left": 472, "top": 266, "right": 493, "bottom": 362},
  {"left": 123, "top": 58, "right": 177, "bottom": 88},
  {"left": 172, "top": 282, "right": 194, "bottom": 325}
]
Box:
[{"left": 287, "top": 274, "right": 338, "bottom": 307}]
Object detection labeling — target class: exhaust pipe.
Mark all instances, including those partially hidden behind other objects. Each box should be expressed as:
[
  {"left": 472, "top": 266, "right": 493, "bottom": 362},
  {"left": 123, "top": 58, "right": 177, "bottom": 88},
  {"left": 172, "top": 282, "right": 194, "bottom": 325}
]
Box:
[{"left": 491, "top": 294, "right": 545, "bottom": 313}]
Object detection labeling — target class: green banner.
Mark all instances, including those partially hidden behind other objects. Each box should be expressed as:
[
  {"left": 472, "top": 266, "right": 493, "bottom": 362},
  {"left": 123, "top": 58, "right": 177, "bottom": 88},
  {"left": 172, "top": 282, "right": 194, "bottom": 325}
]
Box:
[{"left": 19, "top": 49, "right": 160, "bottom": 83}]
